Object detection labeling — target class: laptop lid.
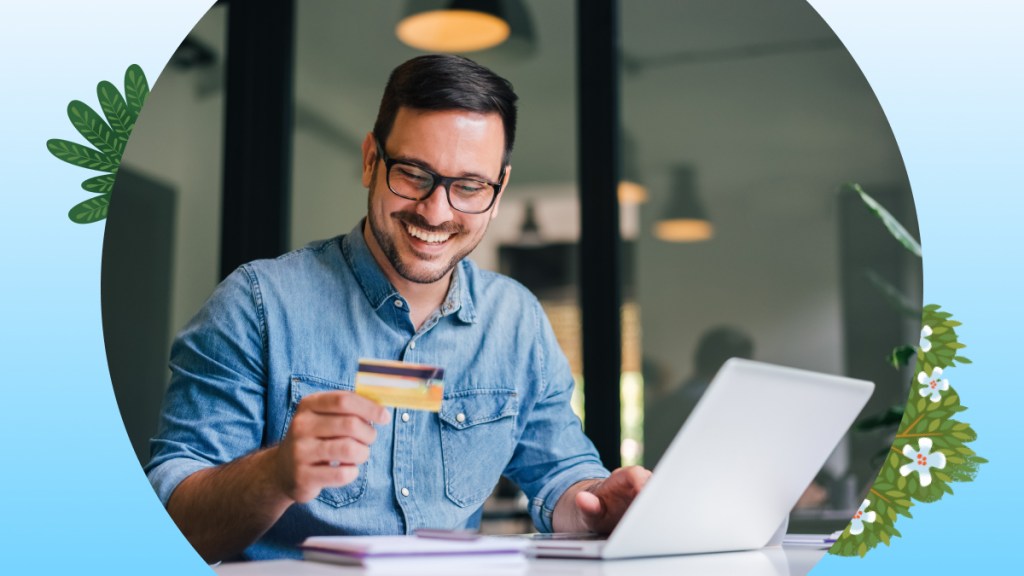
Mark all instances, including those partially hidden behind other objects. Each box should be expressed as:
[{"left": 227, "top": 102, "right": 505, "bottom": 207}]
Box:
[{"left": 534, "top": 358, "right": 873, "bottom": 559}]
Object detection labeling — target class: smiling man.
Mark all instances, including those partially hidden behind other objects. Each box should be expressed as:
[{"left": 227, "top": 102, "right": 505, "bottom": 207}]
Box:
[
  {"left": 146, "top": 55, "right": 649, "bottom": 563},
  {"left": 362, "top": 105, "right": 506, "bottom": 327}
]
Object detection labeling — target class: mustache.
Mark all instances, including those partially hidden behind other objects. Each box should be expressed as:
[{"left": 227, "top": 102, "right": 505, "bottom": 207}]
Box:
[{"left": 391, "top": 211, "right": 463, "bottom": 234}]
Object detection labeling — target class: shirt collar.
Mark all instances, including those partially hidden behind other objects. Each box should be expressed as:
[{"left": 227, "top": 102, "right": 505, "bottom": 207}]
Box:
[
  {"left": 341, "top": 219, "right": 476, "bottom": 324},
  {"left": 447, "top": 260, "right": 477, "bottom": 324}
]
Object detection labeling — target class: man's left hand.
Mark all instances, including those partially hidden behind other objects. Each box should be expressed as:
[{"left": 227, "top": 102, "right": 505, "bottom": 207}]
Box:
[{"left": 555, "top": 466, "right": 652, "bottom": 534}]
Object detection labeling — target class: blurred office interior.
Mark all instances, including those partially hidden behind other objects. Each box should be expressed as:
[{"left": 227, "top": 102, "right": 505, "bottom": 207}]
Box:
[{"left": 103, "top": 0, "right": 920, "bottom": 534}]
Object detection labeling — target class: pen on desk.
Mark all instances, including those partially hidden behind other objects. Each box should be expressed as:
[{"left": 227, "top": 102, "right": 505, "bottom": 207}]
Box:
[
  {"left": 782, "top": 532, "right": 842, "bottom": 547},
  {"left": 414, "top": 528, "right": 482, "bottom": 541}
]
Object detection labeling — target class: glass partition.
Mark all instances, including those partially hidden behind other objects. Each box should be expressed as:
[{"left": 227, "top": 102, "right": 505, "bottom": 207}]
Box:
[{"left": 621, "top": 0, "right": 920, "bottom": 532}]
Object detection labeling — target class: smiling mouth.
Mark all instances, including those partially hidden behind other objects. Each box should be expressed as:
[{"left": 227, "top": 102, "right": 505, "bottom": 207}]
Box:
[{"left": 405, "top": 223, "right": 454, "bottom": 244}]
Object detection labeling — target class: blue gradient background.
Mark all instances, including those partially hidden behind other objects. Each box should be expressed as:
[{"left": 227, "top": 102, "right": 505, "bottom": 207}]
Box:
[{"left": 0, "top": 1, "right": 1018, "bottom": 573}]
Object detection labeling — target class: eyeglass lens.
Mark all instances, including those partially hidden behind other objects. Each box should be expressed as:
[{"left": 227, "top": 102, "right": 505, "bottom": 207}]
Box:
[{"left": 388, "top": 163, "right": 495, "bottom": 213}]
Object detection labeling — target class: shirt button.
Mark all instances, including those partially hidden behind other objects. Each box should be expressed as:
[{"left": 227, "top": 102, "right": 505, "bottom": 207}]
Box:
[
  {"left": 401, "top": 487, "right": 410, "bottom": 497},
  {"left": 409, "top": 340, "right": 416, "bottom": 350},
  {"left": 401, "top": 412, "right": 410, "bottom": 422},
  {"left": 394, "top": 299, "right": 403, "bottom": 308},
  {"left": 456, "top": 413, "right": 466, "bottom": 423}
]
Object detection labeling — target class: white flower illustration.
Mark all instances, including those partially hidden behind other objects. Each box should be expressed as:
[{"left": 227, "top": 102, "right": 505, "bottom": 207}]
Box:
[
  {"left": 917, "top": 367, "right": 950, "bottom": 402},
  {"left": 899, "top": 438, "right": 947, "bottom": 487},
  {"left": 849, "top": 499, "right": 877, "bottom": 535},
  {"left": 919, "top": 325, "right": 933, "bottom": 352}
]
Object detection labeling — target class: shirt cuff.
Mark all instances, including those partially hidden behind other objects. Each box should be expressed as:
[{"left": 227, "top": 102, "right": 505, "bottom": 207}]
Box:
[
  {"left": 147, "top": 458, "right": 213, "bottom": 506},
  {"left": 530, "top": 465, "right": 610, "bottom": 533}
]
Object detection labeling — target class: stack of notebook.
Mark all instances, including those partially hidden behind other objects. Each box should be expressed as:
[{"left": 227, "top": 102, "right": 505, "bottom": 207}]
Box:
[{"left": 300, "top": 534, "right": 528, "bottom": 574}]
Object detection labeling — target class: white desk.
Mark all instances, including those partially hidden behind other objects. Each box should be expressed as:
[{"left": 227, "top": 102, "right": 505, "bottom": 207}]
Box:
[{"left": 214, "top": 546, "right": 826, "bottom": 576}]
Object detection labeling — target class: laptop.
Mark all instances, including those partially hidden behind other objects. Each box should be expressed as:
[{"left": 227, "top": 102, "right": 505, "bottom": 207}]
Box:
[{"left": 528, "top": 358, "right": 874, "bottom": 559}]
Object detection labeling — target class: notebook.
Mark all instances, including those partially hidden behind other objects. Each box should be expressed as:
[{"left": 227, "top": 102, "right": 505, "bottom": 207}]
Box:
[
  {"left": 528, "top": 358, "right": 874, "bottom": 559},
  {"left": 301, "top": 534, "right": 527, "bottom": 574}
]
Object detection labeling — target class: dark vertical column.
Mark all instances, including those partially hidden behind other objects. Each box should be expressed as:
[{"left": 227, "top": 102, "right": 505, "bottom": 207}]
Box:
[
  {"left": 577, "top": 0, "right": 622, "bottom": 470},
  {"left": 220, "top": 0, "right": 295, "bottom": 279}
]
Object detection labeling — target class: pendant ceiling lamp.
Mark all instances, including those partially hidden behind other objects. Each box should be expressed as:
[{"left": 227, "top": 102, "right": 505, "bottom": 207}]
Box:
[
  {"left": 655, "top": 165, "right": 713, "bottom": 242},
  {"left": 397, "top": 0, "right": 515, "bottom": 53}
]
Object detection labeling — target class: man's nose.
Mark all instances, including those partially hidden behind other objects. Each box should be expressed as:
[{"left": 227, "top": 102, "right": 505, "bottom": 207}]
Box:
[{"left": 416, "top": 182, "right": 455, "bottom": 224}]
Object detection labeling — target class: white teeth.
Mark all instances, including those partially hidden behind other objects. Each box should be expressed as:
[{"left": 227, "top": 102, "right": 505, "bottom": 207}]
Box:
[{"left": 406, "top": 224, "right": 452, "bottom": 244}]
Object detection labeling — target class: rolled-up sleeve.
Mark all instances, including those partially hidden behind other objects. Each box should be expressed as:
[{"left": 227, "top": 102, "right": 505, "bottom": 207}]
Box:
[
  {"left": 503, "top": 300, "right": 610, "bottom": 532},
  {"left": 145, "top": 266, "right": 268, "bottom": 506}
]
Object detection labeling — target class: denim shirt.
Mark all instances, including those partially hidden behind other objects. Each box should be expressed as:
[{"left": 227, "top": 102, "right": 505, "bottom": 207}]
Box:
[{"left": 145, "top": 221, "right": 609, "bottom": 560}]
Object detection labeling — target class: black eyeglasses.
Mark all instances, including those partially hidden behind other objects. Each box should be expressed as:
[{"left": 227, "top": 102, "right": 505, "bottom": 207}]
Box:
[{"left": 375, "top": 141, "right": 505, "bottom": 214}]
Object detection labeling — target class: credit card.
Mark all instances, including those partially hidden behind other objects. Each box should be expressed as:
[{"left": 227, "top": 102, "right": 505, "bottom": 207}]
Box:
[{"left": 355, "top": 359, "right": 445, "bottom": 412}]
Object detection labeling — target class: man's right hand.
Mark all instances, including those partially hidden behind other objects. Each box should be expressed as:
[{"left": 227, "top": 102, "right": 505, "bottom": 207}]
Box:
[
  {"left": 166, "top": 391, "right": 390, "bottom": 563},
  {"left": 271, "top": 391, "right": 391, "bottom": 503}
]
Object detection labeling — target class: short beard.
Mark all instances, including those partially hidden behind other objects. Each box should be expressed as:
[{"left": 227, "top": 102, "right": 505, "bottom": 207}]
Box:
[{"left": 367, "top": 189, "right": 484, "bottom": 285}]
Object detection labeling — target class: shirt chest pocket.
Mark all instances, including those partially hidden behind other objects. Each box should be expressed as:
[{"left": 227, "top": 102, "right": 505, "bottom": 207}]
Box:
[
  {"left": 282, "top": 374, "right": 368, "bottom": 508},
  {"left": 439, "top": 389, "right": 519, "bottom": 508}
]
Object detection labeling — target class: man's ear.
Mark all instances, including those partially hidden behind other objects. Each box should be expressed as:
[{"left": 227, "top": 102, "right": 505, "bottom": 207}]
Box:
[
  {"left": 491, "top": 164, "right": 511, "bottom": 220},
  {"left": 361, "top": 132, "right": 377, "bottom": 188}
]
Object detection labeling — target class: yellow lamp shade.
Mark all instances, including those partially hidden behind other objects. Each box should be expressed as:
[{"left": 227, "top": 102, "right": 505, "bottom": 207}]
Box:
[
  {"left": 397, "top": 9, "right": 511, "bottom": 53},
  {"left": 654, "top": 218, "right": 714, "bottom": 242},
  {"left": 655, "top": 164, "right": 713, "bottom": 242},
  {"left": 617, "top": 180, "right": 649, "bottom": 205}
]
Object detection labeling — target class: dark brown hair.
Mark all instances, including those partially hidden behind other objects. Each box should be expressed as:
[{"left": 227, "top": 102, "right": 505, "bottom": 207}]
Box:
[{"left": 373, "top": 54, "right": 518, "bottom": 165}]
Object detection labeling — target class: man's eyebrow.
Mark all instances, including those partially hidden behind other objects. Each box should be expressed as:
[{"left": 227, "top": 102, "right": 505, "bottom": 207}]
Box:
[{"left": 390, "top": 153, "right": 498, "bottom": 183}]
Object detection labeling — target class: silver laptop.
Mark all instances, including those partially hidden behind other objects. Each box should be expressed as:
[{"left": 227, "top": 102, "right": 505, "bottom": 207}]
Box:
[{"left": 529, "top": 358, "right": 874, "bottom": 559}]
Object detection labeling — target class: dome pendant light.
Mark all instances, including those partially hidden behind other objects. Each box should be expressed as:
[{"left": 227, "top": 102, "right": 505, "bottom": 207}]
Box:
[
  {"left": 655, "top": 165, "right": 714, "bottom": 242},
  {"left": 397, "top": 0, "right": 511, "bottom": 53}
]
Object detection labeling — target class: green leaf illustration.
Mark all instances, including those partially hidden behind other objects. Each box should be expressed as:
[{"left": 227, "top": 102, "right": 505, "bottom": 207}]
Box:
[
  {"left": 46, "top": 138, "right": 118, "bottom": 172},
  {"left": 829, "top": 489, "right": 905, "bottom": 557},
  {"left": 81, "top": 173, "right": 116, "bottom": 194},
  {"left": 124, "top": 64, "right": 150, "bottom": 125},
  {"left": 850, "top": 183, "right": 923, "bottom": 257},
  {"left": 919, "top": 305, "right": 969, "bottom": 372},
  {"left": 97, "top": 80, "right": 132, "bottom": 150},
  {"left": 67, "top": 100, "right": 123, "bottom": 158},
  {"left": 831, "top": 307, "right": 982, "bottom": 557},
  {"left": 49, "top": 64, "right": 150, "bottom": 224},
  {"left": 68, "top": 194, "right": 111, "bottom": 224}
]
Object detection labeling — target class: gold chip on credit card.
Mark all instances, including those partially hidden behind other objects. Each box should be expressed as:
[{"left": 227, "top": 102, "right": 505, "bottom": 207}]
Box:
[{"left": 355, "top": 359, "right": 445, "bottom": 412}]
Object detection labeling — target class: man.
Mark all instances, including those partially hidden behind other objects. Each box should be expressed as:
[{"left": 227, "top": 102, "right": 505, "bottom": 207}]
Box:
[{"left": 146, "top": 54, "right": 649, "bottom": 563}]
